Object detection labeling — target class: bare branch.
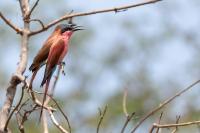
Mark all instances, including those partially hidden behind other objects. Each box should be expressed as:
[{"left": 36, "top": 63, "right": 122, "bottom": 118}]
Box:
[
  {"left": 27, "top": 0, "right": 40, "bottom": 18},
  {"left": 121, "top": 112, "right": 135, "bottom": 133},
  {"left": 42, "top": 111, "right": 49, "bottom": 133},
  {"left": 153, "top": 120, "right": 200, "bottom": 129},
  {"left": 47, "top": 95, "right": 71, "bottom": 133},
  {"left": 97, "top": 106, "right": 108, "bottom": 133},
  {"left": 30, "top": 19, "right": 45, "bottom": 29},
  {"left": 171, "top": 116, "right": 181, "bottom": 133},
  {"left": 48, "top": 110, "right": 69, "bottom": 133},
  {"left": 29, "top": 89, "right": 71, "bottom": 132},
  {"left": 30, "top": 0, "right": 162, "bottom": 36},
  {"left": 155, "top": 112, "right": 163, "bottom": 133},
  {"left": 0, "top": 12, "right": 22, "bottom": 34},
  {"left": 131, "top": 80, "right": 200, "bottom": 133}
]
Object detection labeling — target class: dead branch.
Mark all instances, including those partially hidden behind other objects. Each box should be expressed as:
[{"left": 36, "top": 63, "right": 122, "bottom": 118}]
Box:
[
  {"left": 29, "top": 0, "right": 162, "bottom": 36},
  {"left": 0, "top": 12, "right": 22, "bottom": 34},
  {"left": 131, "top": 80, "right": 200, "bottom": 133}
]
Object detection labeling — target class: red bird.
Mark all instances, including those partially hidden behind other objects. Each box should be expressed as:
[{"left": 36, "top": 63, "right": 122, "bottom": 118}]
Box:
[{"left": 29, "top": 23, "right": 82, "bottom": 121}]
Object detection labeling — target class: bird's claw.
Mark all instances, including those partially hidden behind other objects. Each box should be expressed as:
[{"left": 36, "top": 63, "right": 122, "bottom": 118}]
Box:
[
  {"left": 61, "top": 61, "right": 65, "bottom": 66},
  {"left": 60, "top": 62, "right": 66, "bottom": 76}
]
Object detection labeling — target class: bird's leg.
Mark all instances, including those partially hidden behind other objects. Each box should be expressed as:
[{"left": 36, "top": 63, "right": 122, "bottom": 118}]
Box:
[{"left": 60, "top": 61, "right": 66, "bottom": 76}]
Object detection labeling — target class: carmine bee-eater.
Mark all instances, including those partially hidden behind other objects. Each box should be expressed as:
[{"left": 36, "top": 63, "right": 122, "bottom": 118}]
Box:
[{"left": 29, "top": 23, "right": 83, "bottom": 121}]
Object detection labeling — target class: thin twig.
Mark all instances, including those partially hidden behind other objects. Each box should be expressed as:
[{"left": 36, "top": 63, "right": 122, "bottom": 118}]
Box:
[
  {"left": 171, "top": 116, "right": 181, "bottom": 133},
  {"left": 97, "top": 105, "right": 108, "bottom": 133},
  {"left": 131, "top": 80, "right": 200, "bottom": 133},
  {"left": 155, "top": 112, "right": 163, "bottom": 133},
  {"left": 0, "top": 12, "right": 22, "bottom": 34},
  {"left": 153, "top": 120, "right": 200, "bottom": 128},
  {"left": 31, "top": 89, "right": 71, "bottom": 132},
  {"left": 18, "top": 0, "right": 23, "bottom": 14},
  {"left": 48, "top": 110, "right": 69, "bottom": 133},
  {"left": 27, "top": 0, "right": 40, "bottom": 18},
  {"left": 47, "top": 95, "right": 71, "bottom": 133},
  {"left": 121, "top": 112, "right": 135, "bottom": 133},
  {"left": 30, "top": 19, "right": 45, "bottom": 29},
  {"left": 30, "top": 0, "right": 162, "bottom": 36}
]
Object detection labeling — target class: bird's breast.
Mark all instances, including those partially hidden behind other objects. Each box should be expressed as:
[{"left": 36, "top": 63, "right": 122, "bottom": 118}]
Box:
[{"left": 58, "top": 38, "right": 69, "bottom": 62}]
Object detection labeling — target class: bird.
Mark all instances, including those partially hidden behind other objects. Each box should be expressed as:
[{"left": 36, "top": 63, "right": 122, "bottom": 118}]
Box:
[{"left": 29, "top": 23, "right": 83, "bottom": 121}]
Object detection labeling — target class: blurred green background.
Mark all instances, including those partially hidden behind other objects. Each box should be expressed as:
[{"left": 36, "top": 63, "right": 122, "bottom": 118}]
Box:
[{"left": 1, "top": 0, "right": 200, "bottom": 133}]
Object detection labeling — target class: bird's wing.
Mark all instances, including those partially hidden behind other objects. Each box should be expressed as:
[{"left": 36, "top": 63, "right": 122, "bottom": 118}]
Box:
[
  {"left": 29, "top": 34, "right": 56, "bottom": 71},
  {"left": 40, "top": 39, "right": 65, "bottom": 86}
]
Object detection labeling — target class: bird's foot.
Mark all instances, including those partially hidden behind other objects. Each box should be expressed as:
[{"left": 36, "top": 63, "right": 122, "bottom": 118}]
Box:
[{"left": 61, "top": 62, "right": 66, "bottom": 76}]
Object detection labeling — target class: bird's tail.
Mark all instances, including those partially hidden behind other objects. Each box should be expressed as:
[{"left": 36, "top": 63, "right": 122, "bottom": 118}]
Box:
[
  {"left": 39, "top": 79, "right": 50, "bottom": 122},
  {"left": 29, "top": 71, "right": 37, "bottom": 90}
]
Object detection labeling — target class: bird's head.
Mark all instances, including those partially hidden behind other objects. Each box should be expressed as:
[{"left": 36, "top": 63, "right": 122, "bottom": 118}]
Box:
[{"left": 55, "top": 23, "right": 83, "bottom": 38}]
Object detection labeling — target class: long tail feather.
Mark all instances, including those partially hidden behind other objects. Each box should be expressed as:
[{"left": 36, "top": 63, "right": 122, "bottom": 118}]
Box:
[
  {"left": 39, "top": 79, "right": 50, "bottom": 122},
  {"left": 29, "top": 70, "right": 38, "bottom": 90}
]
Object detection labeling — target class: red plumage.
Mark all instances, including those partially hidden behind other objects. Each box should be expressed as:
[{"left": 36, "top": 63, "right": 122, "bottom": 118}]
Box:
[{"left": 29, "top": 23, "right": 83, "bottom": 122}]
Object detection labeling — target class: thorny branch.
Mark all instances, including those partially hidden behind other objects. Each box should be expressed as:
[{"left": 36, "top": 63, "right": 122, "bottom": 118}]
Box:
[{"left": 29, "top": 0, "right": 162, "bottom": 36}]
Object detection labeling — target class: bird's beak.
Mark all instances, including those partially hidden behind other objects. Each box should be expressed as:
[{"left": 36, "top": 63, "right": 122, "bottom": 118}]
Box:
[{"left": 72, "top": 25, "right": 84, "bottom": 32}]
